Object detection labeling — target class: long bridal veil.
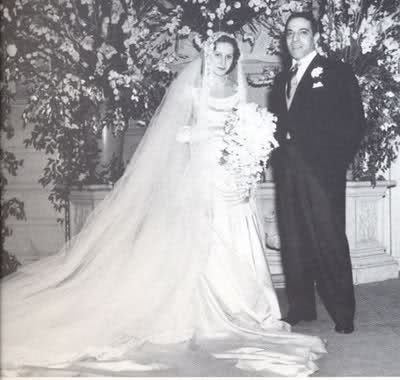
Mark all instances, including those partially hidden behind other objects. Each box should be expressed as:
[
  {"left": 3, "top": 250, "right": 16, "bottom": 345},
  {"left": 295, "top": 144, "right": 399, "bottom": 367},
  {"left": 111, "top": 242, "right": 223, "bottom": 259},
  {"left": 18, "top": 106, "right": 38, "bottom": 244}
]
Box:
[{"left": 2, "top": 56, "right": 220, "bottom": 367}]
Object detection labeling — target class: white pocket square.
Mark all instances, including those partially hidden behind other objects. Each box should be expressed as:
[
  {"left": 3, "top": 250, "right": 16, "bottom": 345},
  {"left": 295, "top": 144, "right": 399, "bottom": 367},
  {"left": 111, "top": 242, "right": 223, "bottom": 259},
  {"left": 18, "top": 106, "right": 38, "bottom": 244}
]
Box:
[{"left": 312, "top": 82, "right": 324, "bottom": 88}]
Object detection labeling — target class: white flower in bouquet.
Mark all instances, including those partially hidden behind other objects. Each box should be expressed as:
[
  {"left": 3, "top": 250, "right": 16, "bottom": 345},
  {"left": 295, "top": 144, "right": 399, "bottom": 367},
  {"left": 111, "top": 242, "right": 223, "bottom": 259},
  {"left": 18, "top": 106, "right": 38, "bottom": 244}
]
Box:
[{"left": 220, "top": 103, "right": 278, "bottom": 196}]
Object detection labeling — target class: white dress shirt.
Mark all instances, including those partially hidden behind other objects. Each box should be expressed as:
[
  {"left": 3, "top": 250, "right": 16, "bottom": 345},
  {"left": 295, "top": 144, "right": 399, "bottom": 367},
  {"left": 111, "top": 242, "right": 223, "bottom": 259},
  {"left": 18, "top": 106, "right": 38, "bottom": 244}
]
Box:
[{"left": 292, "top": 50, "right": 317, "bottom": 84}]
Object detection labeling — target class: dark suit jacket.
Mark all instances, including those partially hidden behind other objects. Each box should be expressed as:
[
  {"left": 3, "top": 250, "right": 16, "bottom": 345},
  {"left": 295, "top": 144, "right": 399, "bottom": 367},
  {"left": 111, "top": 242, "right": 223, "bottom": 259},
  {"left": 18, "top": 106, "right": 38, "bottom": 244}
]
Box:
[{"left": 270, "top": 54, "right": 366, "bottom": 181}]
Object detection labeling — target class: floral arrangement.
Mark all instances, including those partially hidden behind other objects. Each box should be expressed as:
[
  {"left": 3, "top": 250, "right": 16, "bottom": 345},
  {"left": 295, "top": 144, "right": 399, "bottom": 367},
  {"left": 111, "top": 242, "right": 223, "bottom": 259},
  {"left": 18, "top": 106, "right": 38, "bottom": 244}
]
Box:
[
  {"left": 174, "top": 0, "right": 280, "bottom": 42},
  {"left": 3, "top": 0, "right": 182, "bottom": 212},
  {"left": 318, "top": 0, "right": 400, "bottom": 180},
  {"left": 249, "top": 0, "right": 400, "bottom": 181},
  {"left": 220, "top": 103, "right": 278, "bottom": 195}
]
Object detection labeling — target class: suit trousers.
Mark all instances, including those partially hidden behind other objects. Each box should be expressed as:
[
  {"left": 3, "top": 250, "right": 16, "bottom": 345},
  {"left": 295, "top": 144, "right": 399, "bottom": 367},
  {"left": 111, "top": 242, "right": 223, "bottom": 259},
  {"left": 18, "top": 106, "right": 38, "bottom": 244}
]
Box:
[{"left": 272, "top": 144, "right": 355, "bottom": 327}]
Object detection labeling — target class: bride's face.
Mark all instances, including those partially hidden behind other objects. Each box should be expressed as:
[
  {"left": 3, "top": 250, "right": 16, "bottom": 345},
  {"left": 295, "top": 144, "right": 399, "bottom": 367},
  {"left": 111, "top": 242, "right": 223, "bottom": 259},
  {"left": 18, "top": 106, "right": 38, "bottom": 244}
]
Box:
[{"left": 210, "top": 42, "right": 235, "bottom": 77}]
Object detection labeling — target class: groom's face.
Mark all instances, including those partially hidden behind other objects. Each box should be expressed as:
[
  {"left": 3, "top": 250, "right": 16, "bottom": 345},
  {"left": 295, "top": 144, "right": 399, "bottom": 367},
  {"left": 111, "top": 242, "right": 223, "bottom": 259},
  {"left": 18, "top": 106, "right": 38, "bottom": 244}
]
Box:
[{"left": 285, "top": 17, "right": 318, "bottom": 61}]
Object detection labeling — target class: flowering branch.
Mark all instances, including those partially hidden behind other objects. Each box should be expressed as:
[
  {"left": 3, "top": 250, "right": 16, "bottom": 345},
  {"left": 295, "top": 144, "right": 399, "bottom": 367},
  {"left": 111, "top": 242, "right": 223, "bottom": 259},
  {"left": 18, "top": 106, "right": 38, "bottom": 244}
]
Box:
[
  {"left": 4, "top": 0, "right": 182, "bottom": 213},
  {"left": 318, "top": 0, "right": 400, "bottom": 180}
]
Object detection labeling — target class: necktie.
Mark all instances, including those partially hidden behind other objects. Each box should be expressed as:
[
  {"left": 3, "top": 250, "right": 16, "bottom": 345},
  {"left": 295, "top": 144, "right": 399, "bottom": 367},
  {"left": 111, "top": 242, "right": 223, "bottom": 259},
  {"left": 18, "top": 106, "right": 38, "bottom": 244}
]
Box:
[{"left": 286, "top": 63, "right": 299, "bottom": 99}]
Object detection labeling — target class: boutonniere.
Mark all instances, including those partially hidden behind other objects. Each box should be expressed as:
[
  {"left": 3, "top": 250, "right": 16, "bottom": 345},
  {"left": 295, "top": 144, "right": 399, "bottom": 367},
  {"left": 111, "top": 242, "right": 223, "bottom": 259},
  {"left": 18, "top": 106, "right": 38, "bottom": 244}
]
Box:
[{"left": 311, "top": 67, "right": 324, "bottom": 88}]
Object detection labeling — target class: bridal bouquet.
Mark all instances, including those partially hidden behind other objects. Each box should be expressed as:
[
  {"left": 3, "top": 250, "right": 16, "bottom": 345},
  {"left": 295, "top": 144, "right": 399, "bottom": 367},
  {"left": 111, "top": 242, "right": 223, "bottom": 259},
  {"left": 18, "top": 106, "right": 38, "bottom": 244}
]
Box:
[{"left": 220, "top": 103, "right": 278, "bottom": 195}]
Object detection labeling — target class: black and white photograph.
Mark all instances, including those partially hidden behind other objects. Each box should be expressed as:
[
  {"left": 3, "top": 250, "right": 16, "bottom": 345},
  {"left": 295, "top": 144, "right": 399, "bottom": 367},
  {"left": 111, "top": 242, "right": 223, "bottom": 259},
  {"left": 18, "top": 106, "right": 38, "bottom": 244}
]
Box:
[{"left": 1, "top": 0, "right": 400, "bottom": 377}]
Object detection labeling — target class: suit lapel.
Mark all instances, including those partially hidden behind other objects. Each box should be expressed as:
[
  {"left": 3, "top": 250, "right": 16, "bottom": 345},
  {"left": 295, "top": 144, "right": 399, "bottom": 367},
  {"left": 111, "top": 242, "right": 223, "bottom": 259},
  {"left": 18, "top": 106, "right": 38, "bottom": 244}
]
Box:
[
  {"left": 278, "top": 74, "right": 288, "bottom": 115},
  {"left": 287, "top": 54, "right": 324, "bottom": 113},
  {"left": 271, "top": 71, "right": 288, "bottom": 118}
]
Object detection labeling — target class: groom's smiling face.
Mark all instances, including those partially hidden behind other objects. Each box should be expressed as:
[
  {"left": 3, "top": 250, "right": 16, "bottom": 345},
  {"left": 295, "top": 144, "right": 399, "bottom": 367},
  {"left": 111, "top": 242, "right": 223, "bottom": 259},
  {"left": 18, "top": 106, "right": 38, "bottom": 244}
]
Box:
[{"left": 285, "top": 17, "right": 319, "bottom": 61}]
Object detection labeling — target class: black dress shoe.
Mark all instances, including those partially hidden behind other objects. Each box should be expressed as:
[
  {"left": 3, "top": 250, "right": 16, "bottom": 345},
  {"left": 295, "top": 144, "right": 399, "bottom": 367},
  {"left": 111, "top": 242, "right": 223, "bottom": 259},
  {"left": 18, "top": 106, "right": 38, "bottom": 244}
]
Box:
[
  {"left": 334, "top": 324, "right": 354, "bottom": 334},
  {"left": 281, "top": 314, "right": 317, "bottom": 326}
]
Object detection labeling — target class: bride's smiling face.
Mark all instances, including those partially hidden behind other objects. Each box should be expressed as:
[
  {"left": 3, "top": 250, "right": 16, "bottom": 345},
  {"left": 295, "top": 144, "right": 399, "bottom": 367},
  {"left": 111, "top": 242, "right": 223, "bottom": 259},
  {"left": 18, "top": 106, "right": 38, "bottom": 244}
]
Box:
[{"left": 211, "top": 42, "right": 235, "bottom": 77}]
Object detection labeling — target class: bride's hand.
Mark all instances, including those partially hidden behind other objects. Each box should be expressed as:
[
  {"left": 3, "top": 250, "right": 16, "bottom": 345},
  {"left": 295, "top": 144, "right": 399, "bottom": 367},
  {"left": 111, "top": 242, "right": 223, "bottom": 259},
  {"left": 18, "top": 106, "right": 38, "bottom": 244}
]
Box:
[
  {"left": 176, "top": 126, "right": 209, "bottom": 143},
  {"left": 176, "top": 125, "right": 191, "bottom": 143}
]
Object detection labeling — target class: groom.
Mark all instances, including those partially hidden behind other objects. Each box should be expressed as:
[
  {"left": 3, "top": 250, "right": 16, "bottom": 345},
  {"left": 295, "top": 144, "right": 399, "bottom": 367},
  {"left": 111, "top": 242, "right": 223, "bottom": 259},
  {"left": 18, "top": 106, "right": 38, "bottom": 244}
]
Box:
[{"left": 270, "top": 12, "right": 366, "bottom": 334}]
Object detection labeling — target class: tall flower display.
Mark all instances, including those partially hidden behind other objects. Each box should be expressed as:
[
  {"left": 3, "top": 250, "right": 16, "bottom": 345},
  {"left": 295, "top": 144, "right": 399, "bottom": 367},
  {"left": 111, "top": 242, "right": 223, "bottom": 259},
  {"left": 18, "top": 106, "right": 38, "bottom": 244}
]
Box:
[
  {"left": 3, "top": 0, "right": 182, "bottom": 211},
  {"left": 318, "top": 0, "right": 400, "bottom": 180}
]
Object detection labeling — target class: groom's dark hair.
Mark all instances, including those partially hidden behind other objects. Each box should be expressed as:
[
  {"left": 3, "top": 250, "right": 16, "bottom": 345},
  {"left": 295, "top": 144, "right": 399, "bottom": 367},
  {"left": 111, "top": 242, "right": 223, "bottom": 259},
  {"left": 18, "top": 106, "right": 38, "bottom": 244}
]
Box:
[{"left": 284, "top": 11, "right": 319, "bottom": 35}]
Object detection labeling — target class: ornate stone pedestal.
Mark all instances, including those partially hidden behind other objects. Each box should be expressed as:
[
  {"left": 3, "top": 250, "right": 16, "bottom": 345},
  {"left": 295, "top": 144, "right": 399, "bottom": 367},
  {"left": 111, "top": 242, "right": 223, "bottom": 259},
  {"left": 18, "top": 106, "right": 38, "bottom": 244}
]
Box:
[
  {"left": 346, "top": 181, "right": 399, "bottom": 284},
  {"left": 255, "top": 181, "right": 399, "bottom": 288}
]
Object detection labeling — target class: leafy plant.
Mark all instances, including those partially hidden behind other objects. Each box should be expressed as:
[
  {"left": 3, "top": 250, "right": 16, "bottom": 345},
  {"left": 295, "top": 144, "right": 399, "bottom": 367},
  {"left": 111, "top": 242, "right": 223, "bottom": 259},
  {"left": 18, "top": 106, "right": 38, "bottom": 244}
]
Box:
[
  {"left": 1, "top": 0, "right": 26, "bottom": 277},
  {"left": 4, "top": 0, "right": 182, "bottom": 212}
]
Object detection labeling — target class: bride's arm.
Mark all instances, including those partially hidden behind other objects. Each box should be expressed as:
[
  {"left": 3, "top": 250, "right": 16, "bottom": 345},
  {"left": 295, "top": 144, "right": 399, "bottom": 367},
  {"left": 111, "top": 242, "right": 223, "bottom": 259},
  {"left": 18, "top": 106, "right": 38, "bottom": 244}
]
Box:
[{"left": 176, "top": 88, "right": 197, "bottom": 143}]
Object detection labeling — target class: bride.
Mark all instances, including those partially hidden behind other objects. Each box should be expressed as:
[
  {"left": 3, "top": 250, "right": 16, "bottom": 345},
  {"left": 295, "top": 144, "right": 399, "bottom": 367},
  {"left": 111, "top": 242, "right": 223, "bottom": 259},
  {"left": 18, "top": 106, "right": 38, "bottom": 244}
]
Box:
[{"left": 1, "top": 32, "right": 326, "bottom": 377}]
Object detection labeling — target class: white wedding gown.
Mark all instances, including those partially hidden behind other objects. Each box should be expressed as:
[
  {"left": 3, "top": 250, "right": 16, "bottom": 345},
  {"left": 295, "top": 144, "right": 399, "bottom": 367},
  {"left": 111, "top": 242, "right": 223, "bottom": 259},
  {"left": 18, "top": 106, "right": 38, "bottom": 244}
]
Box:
[{"left": 1, "top": 61, "right": 326, "bottom": 377}]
